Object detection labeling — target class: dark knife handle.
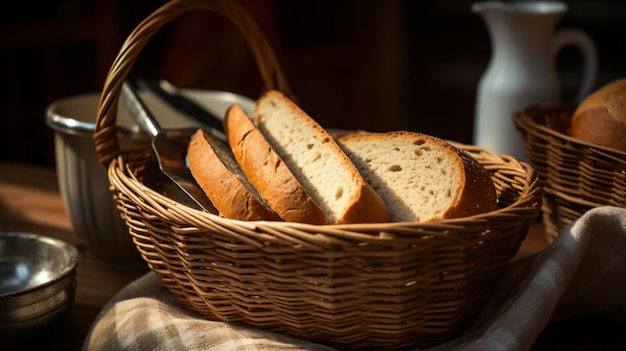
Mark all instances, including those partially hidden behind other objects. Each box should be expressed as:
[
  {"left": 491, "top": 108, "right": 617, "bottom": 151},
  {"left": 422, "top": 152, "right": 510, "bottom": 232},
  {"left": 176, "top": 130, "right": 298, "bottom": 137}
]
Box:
[{"left": 138, "top": 78, "right": 225, "bottom": 135}]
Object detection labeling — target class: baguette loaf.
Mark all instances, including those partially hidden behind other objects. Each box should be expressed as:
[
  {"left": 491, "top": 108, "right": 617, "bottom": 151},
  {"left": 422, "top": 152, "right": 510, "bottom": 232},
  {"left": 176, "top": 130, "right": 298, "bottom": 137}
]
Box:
[
  {"left": 338, "top": 131, "right": 498, "bottom": 222},
  {"left": 254, "top": 90, "right": 390, "bottom": 224},
  {"left": 187, "top": 129, "right": 281, "bottom": 221},
  {"left": 224, "top": 104, "right": 326, "bottom": 224}
]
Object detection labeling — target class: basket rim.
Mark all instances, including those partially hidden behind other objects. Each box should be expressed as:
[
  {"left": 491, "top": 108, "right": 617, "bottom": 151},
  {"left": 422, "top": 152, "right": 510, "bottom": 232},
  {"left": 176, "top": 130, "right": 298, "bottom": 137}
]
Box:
[{"left": 111, "top": 140, "right": 543, "bottom": 233}]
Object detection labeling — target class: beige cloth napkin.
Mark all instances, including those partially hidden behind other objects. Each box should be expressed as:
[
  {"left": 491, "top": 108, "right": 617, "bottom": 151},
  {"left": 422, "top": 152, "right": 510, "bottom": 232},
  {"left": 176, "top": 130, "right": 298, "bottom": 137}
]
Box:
[{"left": 82, "top": 206, "right": 626, "bottom": 351}]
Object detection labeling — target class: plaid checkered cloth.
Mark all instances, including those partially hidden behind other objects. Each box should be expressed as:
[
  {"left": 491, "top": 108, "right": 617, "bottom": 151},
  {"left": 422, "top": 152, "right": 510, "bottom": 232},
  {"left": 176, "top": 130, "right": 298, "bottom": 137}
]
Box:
[{"left": 83, "top": 206, "right": 626, "bottom": 351}]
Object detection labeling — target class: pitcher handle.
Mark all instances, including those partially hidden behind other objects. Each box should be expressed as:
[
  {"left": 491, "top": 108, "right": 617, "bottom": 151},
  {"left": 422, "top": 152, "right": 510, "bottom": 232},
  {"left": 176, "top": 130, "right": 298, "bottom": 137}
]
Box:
[{"left": 553, "top": 28, "right": 598, "bottom": 102}]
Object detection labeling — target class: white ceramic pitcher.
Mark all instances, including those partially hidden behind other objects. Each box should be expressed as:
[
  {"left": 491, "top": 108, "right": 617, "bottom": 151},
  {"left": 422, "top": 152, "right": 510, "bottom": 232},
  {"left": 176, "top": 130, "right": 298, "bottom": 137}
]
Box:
[{"left": 472, "top": 1, "right": 597, "bottom": 161}]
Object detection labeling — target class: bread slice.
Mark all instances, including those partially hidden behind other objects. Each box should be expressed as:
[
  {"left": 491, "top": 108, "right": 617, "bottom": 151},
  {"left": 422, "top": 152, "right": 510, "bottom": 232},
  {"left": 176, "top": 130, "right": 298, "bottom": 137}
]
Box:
[
  {"left": 337, "top": 131, "right": 498, "bottom": 222},
  {"left": 224, "top": 104, "right": 326, "bottom": 224},
  {"left": 187, "top": 129, "right": 281, "bottom": 221},
  {"left": 254, "top": 90, "right": 390, "bottom": 224}
]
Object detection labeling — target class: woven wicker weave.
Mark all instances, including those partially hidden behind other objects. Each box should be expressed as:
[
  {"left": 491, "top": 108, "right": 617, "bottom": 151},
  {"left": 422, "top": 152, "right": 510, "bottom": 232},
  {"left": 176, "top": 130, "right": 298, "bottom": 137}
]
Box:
[
  {"left": 93, "top": 0, "right": 542, "bottom": 349},
  {"left": 515, "top": 104, "right": 626, "bottom": 241}
]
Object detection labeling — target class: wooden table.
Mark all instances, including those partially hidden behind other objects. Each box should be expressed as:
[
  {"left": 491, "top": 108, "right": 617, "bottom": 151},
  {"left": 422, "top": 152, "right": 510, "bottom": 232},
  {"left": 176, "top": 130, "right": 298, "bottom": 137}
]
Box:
[{"left": 1, "top": 161, "right": 624, "bottom": 350}]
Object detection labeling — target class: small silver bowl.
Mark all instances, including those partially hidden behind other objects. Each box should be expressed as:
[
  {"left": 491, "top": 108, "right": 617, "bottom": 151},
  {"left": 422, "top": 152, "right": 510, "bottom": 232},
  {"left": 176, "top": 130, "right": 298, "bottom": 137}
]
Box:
[{"left": 0, "top": 232, "right": 77, "bottom": 344}]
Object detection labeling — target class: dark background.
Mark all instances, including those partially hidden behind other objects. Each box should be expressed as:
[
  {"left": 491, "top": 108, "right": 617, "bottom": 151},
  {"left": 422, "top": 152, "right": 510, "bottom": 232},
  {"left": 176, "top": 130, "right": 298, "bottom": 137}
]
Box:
[{"left": 1, "top": 0, "right": 625, "bottom": 166}]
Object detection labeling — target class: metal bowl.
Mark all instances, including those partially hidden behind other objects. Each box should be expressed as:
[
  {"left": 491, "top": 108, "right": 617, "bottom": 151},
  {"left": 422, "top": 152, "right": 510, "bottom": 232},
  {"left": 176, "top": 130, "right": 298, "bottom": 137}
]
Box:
[
  {"left": 44, "top": 89, "right": 254, "bottom": 267},
  {"left": 0, "top": 232, "right": 77, "bottom": 344}
]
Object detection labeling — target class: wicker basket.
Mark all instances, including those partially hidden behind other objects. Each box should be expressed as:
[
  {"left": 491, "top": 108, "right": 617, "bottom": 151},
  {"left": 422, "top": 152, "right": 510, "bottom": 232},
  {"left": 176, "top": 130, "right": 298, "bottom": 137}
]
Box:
[
  {"left": 93, "top": 0, "right": 542, "bottom": 349},
  {"left": 515, "top": 104, "right": 626, "bottom": 241}
]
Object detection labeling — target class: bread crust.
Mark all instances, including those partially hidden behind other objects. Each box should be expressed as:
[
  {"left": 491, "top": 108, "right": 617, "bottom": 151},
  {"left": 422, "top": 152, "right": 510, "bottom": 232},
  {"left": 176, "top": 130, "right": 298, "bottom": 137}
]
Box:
[
  {"left": 338, "top": 131, "right": 497, "bottom": 222},
  {"left": 444, "top": 145, "right": 498, "bottom": 219},
  {"left": 224, "top": 104, "right": 326, "bottom": 224},
  {"left": 340, "top": 182, "right": 393, "bottom": 224},
  {"left": 255, "top": 90, "right": 390, "bottom": 224},
  {"left": 187, "top": 129, "right": 281, "bottom": 221},
  {"left": 571, "top": 78, "right": 626, "bottom": 152}
]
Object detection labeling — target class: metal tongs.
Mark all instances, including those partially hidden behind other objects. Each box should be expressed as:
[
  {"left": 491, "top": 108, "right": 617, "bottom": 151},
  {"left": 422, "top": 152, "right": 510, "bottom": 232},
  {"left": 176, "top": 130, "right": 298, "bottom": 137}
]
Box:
[{"left": 120, "top": 80, "right": 216, "bottom": 213}]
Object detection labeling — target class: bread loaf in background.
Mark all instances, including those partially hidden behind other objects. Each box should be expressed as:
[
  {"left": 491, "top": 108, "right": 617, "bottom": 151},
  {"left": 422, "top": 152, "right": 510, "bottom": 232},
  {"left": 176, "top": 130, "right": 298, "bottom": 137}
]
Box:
[
  {"left": 338, "top": 131, "right": 498, "bottom": 222},
  {"left": 571, "top": 78, "right": 626, "bottom": 152},
  {"left": 187, "top": 129, "right": 281, "bottom": 221},
  {"left": 254, "top": 90, "right": 390, "bottom": 224},
  {"left": 224, "top": 103, "right": 326, "bottom": 224}
]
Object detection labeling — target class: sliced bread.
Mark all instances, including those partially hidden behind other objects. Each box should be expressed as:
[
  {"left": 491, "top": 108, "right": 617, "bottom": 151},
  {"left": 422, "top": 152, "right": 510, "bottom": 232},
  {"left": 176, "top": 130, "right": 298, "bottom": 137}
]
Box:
[
  {"left": 224, "top": 104, "right": 326, "bottom": 224},
  {"left": 254, "top": 90, "right": 390, "bottom": 224},
  {"left": 187, "top": 129, "right": 281, "bottom": 221},
  {"left": 337, "top": 131, "right": 498, "bottom": 222}
]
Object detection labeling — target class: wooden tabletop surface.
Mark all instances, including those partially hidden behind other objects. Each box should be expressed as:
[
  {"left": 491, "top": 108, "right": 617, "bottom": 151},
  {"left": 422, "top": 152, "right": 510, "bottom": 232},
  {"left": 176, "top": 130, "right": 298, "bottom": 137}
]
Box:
[{"left": 0, "top": 161, "right": 623, "bottom": 350}]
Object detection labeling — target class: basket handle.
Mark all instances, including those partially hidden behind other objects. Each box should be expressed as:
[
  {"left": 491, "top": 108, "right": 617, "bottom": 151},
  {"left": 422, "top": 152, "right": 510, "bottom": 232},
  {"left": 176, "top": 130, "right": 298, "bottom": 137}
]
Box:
[{"left": 94, "top": 0, "right": 292, "bottom": 166}]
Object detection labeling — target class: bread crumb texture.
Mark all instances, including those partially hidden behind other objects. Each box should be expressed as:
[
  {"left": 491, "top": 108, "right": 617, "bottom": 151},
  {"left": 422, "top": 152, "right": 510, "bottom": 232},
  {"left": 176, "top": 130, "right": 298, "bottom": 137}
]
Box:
[
  {"left": 339, "top": 131, "right": 496, "bottom": 222},
  {"left": 257, "top": 96, "right": 360, "bottom": 223},
  {"left": 255, "top": 91, "right": 386, "bottom": 224}
]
